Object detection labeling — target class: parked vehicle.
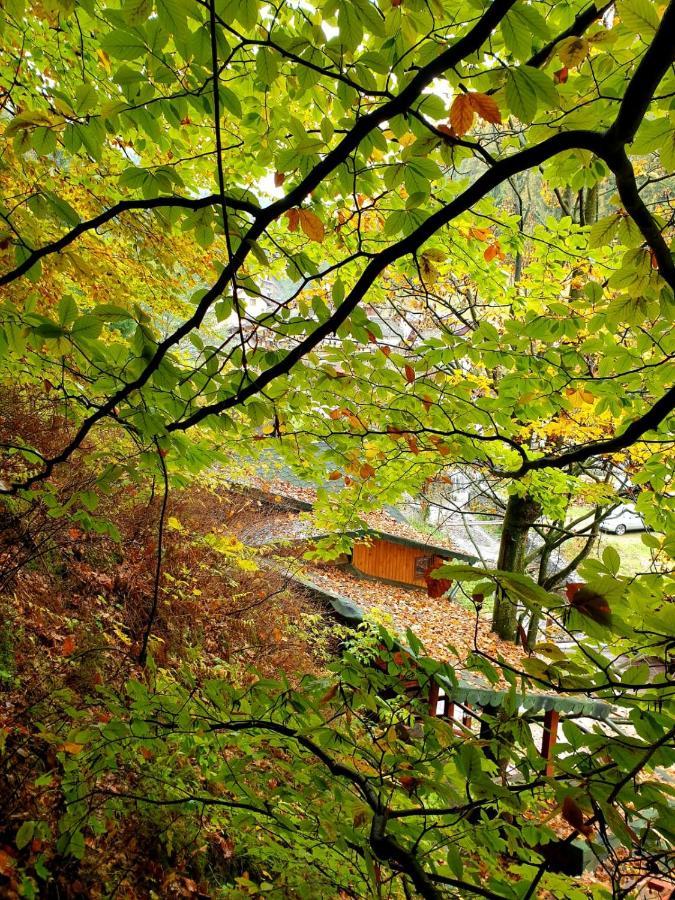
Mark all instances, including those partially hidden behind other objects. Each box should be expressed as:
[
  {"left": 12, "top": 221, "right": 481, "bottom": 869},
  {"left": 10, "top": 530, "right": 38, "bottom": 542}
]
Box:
[{"left": 600, "top": 503, "right": 645, "bottom": 535}]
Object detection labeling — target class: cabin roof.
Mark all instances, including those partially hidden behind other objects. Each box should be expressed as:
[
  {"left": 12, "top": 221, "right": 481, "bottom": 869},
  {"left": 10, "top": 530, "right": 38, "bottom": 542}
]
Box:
[
  {"left": 226, "top": 454, "right": 610, "bottom": 719},
  {"left": 231, "top": 481, "right": 474, "bottom": 560},
  {"left": 285, "top": 562, "right": 612, "bottom": 719}
]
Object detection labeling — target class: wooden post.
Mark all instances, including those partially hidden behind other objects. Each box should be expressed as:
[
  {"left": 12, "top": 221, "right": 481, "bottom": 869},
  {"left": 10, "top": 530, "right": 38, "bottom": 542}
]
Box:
[
  {"left": 541, "top": 708, "right": 560, "bottom": 776},
  {"left": 462, "top": 704, "right": 472, "bottom": 730},
  {"left": 444, "top": 699, "right": 454, "bottom": 722},
  {"left": 428, "top": 679, "right": 440, "bottom": 717}
]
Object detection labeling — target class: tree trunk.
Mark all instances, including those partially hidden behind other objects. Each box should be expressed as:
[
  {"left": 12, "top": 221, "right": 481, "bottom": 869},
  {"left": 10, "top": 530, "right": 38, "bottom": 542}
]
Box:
[{"left": 491, "top": 493, "right": 541, "bottom": 641}]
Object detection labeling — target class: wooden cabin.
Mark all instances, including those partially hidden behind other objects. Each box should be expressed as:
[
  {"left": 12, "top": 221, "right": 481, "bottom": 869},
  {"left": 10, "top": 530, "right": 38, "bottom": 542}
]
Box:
[{"left": 352, "top": 537, "right": 448, "bottom": 588}]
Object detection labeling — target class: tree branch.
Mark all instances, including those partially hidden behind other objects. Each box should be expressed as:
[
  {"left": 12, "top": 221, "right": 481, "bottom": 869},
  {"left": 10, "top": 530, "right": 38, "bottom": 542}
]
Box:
[{"left": 0, "top": 193, "right": 259, "bottom": 287}]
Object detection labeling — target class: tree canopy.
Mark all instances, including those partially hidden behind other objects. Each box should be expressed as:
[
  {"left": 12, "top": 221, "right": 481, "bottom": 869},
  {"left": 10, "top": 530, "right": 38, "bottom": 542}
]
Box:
[{"left": 1, "top": 0, "right": 674, "bottom": 896}]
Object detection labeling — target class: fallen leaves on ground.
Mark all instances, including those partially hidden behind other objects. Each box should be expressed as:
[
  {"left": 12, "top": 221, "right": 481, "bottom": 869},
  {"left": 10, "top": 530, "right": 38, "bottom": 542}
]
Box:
[{"left": 300, "top": 563, "right": 527, "bottom": 678}]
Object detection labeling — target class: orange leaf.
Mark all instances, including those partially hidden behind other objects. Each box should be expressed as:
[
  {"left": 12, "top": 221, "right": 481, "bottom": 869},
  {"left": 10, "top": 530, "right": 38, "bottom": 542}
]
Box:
[
  {"left": 404, "top": 364, "right": 415, "bottom": 383},
  {"left": 328, "top": 471, "right": 342, "bottom": 480},
  {"left": 329, "top": 408, "right": 341, "bottom": 420},
  {"left": 570, "top": 586, "right": 612, "bottom": 627},
  {"left": 359, "top": 463, "right": 376, "bottom": 480},
  {"left": 554, "top": 67, "right": 569, "bottom": 84},
  {"left": 381, "top": 345, "right": 391, "bottom": 358},
  {"left": 274, "top": 171, "right": 286, "bottom": 187},
  {"left": 320, "top": 683, "right": 339, "bottom": 705},
  {"left": 299, "top": 208, "right": 325, "bottom": 243},
  {"left": 449, "top": 93, "right": 474, "bottom": 137},
  {"left": 437, "top": 123, "right": 456, "bottom": 140},
  {"left": 468, "top": 92, "right": 501, "bottom": 125},
  {"left": 286, "top": 208, "right": 299, "bottom": 232},
  {"left": 398, "top": 774, "right": 419, "bottom": 793},
  {"left": 62, "top": 635, "right": 76, "bottom": 656},
  {"left": 0, "top": 849, "right": 16, "bottom": 876},
  {"left": 469, "top": 227, "right": 492, "bottom": 242},
  {"left": 484, "top": 243, "right": 498, "bottom": 262},
  {"left": 422, "top": 395, "right": 433, "bottom": 412},
  {"left": 562, "top": 796, "right": 594, "bottom": 837}
]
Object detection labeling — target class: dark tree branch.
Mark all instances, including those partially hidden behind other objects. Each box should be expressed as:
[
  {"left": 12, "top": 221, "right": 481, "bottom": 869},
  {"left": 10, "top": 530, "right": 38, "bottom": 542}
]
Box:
[
  {"left": 0, "top": 0, "right": 520, "bottom": 494},
  {"left": 527, "top": 1, "right": 614, "bottom": 69},
  {"left": 0, "top": 193, "right": 259, "bottom": 287},
  {"left": 166, "top": 130, "right": 602, "bottom": 432},
  {"left": 505, "top": 383, "right": 675, "bottom": 477},
  {"left": 3, "top": 0, "right": 674, "bottom": 493}
]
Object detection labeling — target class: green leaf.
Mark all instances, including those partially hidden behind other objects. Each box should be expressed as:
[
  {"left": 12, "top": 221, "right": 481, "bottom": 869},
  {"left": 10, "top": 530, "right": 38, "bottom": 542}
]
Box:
[
  {"left": 616, "top": 215, "right": 642, "bottom": 248},
  {"left": 71, "top": 315, "right": 103, "bottom": 341},
  {"left": 589, "top": 214, "right": 619, "bottom": 248},
  {"left": 339, "top": 2, "right": 363, "bottom": 52},
  {"left": 15, "top": 821, "right": 35, "bottom": 850},
  {"left": 505, "top": 68, "right": 538, "bottom": 121},
  {"left": 616, "top": 0, "right": 660, "bottom": 33},
  {"left": 602, "top": 545, "right": 621, "bottom": 576},
  {"left": 74, "top": 83, "right": 98, "bottom": 115},
  {"left": 502, "top": 9, "right": 532, "bottom": 60},
  {"left": 156, "top": 0, "right": 188, "bottom": 31},
  {"left": 43, "top": 191, "right": 81, "bottom": 227},
  {"left": 220, "top": 86, "right": 242, "bottom": 118},
  {"left": 446, "top": 845, "right": 464, "bottom": 879},
  {"left": 123, "top": 0, "right": 154, "bottom": 24},
  {"left": 16, "top": 821, "right": 35, "bottom": 850},
  {"left": 34, "top": 322, "right": 66, "bottom": 339},
  {"left": 256, "top": 48, "right": 279, "bottom": 85},
  {"left": 58, "top": 295, "right": 78, "bottom": 326},
  {"left": 101, "top": 30, "right": 147, "bottom": 60},
  {"left": 93, "top": 304, "right": 134, "bottom": 321}
]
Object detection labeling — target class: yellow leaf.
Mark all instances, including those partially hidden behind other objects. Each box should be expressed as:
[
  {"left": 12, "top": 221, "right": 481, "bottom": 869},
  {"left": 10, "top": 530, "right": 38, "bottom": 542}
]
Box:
[
  {"left": 557, "top": 36, "right": 589, "bottom": 68},
  {"left": 167, "top": 516, "right": 183, "bottom": 531},
  {"left": 96, "top": 48, "right": 112, "bottom": 73},
  {"left": 59, "top": 742, "right": 84, "bottom": 754}
]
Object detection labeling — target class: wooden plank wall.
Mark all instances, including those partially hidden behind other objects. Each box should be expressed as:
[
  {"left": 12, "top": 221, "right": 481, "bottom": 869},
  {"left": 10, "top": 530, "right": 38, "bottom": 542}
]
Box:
[{"left": 352, "top": 539, "right": 433, "bottom": 587}]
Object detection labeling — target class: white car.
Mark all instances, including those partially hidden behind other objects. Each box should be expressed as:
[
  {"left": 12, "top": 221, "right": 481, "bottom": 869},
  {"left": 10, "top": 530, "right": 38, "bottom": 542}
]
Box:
[{"left": 600, "top": 504, "right": 645, "bottom": 536}]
